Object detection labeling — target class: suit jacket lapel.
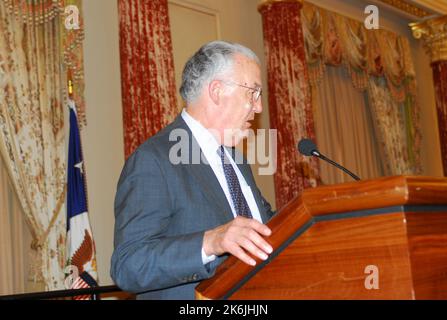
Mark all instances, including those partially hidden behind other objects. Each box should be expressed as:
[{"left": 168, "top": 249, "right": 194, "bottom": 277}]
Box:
[
  {"left": 187, "top": 153, "right": 235, "bottom": 223},
  {"left": 172, "top": 116, "right": 234, "bottom": 223}
]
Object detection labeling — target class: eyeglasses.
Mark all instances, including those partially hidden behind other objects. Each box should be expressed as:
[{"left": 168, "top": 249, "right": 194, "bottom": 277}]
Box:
[{"left": 220, "top": 80, "right": 262, "bottom": 103}]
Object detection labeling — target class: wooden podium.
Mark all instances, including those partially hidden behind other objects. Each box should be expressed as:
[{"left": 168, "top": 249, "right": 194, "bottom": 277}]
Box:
[{"left": 196, "top": 176, "right": 447, "bottom": 300}]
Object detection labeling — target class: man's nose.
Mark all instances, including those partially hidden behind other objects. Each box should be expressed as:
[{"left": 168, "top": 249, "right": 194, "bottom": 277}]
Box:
[{"left": 253, "top": 97, "right": 263, "bottom": 113}]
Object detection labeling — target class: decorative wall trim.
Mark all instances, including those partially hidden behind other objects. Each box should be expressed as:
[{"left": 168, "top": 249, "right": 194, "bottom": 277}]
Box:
[
  {"left": 410, "top": 15, "right": 447, "bottom": 63},
  {"left": 411, "top": 0, "right": 447, "bottom": 15},
  {"left": 378, "top": 0, "right": 432, "bottom": 18}
]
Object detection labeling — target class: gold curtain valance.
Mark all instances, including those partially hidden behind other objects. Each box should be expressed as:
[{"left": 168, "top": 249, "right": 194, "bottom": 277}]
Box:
[
  {"left": 3, "top": 0, "right": 86, "bottom": 125},
  {"left": 4, "top": 0, "right": 63, "bottom": 25},
  {"left": 302, "top": 2, "right": 416, "bottom": 103}
]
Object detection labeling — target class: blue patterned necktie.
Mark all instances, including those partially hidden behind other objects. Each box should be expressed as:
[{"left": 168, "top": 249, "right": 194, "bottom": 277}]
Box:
[{"left": 219, "top": 146, "right": 252, "bottom": 218}]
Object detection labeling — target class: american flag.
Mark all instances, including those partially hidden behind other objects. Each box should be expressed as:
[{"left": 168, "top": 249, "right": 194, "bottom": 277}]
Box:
[
  {"left": 66, "top": 99, "right": 99, "bottom": 300},
  {"left": 71, "top": 272, "right": 98, "bottom": 300}
]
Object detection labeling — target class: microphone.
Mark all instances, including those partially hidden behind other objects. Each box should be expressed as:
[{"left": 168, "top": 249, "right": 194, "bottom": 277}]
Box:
[{"left": 297, "top": 138, "right": 361, "bottom": 181}]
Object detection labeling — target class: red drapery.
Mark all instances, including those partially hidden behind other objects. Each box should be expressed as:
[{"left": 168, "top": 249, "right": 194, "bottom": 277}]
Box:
[
  {"left": 118, "top": 0, "right": 178, "bottom": 159},
  {"left": 432, "top": 60, "right": 447, "bottom": 176},
  {"left": 259, "top": 0, "right": 319, "bottom": 209}
]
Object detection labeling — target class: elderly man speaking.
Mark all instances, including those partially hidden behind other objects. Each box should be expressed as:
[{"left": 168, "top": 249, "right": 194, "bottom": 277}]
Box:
[{"left": 111, "top": 41, "right": 275, "bottom": 300}]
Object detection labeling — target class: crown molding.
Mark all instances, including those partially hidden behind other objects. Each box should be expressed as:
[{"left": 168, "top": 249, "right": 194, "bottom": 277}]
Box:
[{"left": 410, "top": 0, "right": 447, "bottom": 15}]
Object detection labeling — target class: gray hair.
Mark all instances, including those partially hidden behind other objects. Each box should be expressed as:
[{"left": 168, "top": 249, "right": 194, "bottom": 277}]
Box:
[{"left": 180, "top": 40, "right": 260, "bottom": 104}]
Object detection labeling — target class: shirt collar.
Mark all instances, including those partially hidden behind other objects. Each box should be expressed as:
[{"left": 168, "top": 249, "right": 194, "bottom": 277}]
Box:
[{"left": 181, "top": 108, "right": 220, "bottom": 157}]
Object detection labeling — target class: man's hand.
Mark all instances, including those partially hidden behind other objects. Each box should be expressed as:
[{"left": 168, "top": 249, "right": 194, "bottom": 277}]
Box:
[{"left": 203, "top": 216, "right": 273, "bottom": 266}]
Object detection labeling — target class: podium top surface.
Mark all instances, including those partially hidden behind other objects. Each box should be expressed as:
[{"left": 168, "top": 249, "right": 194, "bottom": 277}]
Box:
[{"left": 297, "top": 175, "right": 447, "bottom": 216}]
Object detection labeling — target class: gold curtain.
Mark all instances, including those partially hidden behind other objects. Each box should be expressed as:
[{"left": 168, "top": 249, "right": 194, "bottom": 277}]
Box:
[
  {"left": 302, "top": 3, "right": 422, "bottom": 176},
  {"left": 0, "top": 155, "right": 26, "bottom": 295},
  {"left": 312, "top": 66, "right": 383, "bottom": 184},
  {"left": 0, "top": 0, "right": 84, "bottom": 290}
]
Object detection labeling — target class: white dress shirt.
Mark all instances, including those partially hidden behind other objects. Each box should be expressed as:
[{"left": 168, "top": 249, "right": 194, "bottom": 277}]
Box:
[{"left": 181, "top": 109, "right": 262, "bottom": 264}]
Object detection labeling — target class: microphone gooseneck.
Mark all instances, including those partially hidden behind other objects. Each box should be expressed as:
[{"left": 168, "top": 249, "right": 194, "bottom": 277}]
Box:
[{"left": 297, "top": 138, "right": 361, "bottom": 181}]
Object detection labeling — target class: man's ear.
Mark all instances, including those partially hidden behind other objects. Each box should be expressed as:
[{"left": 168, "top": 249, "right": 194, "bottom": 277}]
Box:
[{"left": 208, "top": 80, "right": 221, "bottom": 105}]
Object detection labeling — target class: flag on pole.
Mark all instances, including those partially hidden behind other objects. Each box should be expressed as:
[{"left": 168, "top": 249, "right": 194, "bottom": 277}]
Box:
[{"left": 66, "top": 99, "right": 98, "bottom": 300}]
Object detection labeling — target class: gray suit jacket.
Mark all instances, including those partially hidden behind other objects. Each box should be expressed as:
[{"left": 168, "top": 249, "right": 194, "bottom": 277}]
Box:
[{"left": 110, "top": 115, "right": 275, "bottom": 299}]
